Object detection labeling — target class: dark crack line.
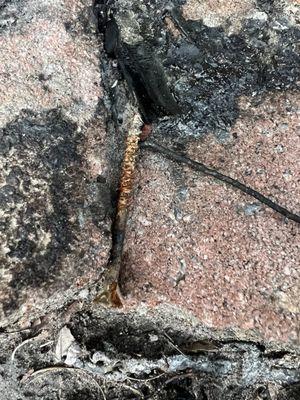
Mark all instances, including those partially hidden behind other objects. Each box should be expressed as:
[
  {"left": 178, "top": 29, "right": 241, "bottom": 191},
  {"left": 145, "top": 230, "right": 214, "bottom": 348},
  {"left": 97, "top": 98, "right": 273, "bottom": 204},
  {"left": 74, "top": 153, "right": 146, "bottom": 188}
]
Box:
[{"left": 140, "top": 140, "right": 300, "bottom": 224}]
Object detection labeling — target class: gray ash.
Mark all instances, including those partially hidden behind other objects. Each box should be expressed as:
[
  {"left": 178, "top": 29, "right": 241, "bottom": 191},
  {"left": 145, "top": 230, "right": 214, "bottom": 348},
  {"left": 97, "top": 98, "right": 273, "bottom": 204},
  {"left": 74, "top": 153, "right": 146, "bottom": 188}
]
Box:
[{"left": 95, "top": 0, "right": 299, "bottom": 141}]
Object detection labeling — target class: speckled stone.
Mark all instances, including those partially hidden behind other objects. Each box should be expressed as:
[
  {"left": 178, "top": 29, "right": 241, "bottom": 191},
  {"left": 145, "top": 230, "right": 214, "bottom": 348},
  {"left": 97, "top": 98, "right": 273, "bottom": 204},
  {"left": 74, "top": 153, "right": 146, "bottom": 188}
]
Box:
[
  {"left": 182, "top": 0, "right": 257, "bottom": 33},
  {"left": 104, "top": 0, "right": 300, "bottom": 345},
  {"left": 0, "top": 0, "right": 113, "bottom": 327},
  {"left": 1, "top": 0, "right": 299, "bottom": 348},
  {"left": 121, "top": 88, "right": 300, "bottom": 345}
]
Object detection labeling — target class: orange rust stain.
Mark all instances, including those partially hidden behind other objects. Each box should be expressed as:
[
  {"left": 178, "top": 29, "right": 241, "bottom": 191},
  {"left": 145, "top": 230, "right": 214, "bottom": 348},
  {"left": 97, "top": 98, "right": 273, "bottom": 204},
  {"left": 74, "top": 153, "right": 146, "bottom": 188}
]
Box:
[
  {"left": 109, "top": 281, "right": 123, "bottom": 307},
  {"left": 118, "top": 133, "right": 140, "bottom": 213}
]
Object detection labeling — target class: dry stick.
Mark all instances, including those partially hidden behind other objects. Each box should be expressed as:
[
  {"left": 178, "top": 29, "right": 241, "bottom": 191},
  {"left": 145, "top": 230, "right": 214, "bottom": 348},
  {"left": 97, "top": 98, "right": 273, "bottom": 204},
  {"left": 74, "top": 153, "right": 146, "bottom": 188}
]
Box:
[
  {"left": 99, "top": 114, "right": 142, "bottom": 306},
  {"left": 23, "top": 367, "right": 107, "bottom": 400},
  {"left": 140, "top": 140, "right": 300, "bottom": 224}
]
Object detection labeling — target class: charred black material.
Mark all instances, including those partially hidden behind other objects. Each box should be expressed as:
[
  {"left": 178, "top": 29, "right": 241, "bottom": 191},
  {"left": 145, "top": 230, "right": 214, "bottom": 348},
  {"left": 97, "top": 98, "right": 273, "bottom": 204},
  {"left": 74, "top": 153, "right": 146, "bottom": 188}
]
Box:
[
  {"left": 97, "top": 0, "right": 299, "bottom": 140},
  {"left": 118, "top": 43, "right": 181, "bottom": 122},
  {"left": 0, "top": 110, "right": 112, "bottom": 314},
  {"left": 104, "top": 17, "right": 119, "bottom": 56},
  {"left": 94, "top": 1, "right": 181, "bottom": 123},
  {"left": 93, "top": 0, "right": 113, "bottom": 34},
  {"left": 156, "top": 5, "right": 300, "bottom": 139}
]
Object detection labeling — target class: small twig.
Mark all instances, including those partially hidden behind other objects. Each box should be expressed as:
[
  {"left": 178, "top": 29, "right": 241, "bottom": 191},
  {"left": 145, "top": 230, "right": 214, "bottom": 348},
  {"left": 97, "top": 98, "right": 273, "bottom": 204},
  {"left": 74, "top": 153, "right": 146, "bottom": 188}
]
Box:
[
  {"left": 163, "top": 332, "right": 186, "bottom": 356},
  {"left": 23, "top": 366, "right": 107, "bottom": 400},
  {"left": 11, "top": 338, "right": 35, "bottom": 363},
  {"left": 126, "top": 372, "right": 166, "bottom": 383},
  {"left": 40, "top": 340, "right": 54, "bottom": 348},
  {"left": 116, "top": 383, "right": 143, "bottom": 397},
  {"left": 140, "top": 140, "right": 300, "bottom": 224},
  {"left": 165, "top": 372, "right": 194, "bottom": 385}
]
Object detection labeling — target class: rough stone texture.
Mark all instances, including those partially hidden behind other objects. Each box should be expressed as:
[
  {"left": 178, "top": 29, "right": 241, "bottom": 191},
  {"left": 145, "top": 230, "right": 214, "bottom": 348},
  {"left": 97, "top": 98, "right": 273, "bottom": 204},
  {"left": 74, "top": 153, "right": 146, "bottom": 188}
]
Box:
[
  {"left": 122, "top": 91, "right": 300, "bottom": 343},
  {"left": 0, "top": 0, "right": 101, "bottom": 126},
  {"left": 0, "top": 0, "right": 114, "bottom": 327},
  {"left": 182, "top": 0, "right": 256, "bottom": 32},
  {"left": 103, "top": 0, "right": 300, "bottom": 345},
  {"left": 1, "top": 0, "right": 300, "bottom": 398}
]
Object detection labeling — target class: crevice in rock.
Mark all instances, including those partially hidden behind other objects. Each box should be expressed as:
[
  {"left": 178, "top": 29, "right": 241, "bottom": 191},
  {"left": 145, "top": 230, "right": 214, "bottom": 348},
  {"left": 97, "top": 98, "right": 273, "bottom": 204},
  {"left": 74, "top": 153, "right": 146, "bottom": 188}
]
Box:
[
  {"left": 1, "top": 1, "right": 299, "bottom": 398},
  {"left": 92, "top": 0, "right": 299, "bottom": 308}
]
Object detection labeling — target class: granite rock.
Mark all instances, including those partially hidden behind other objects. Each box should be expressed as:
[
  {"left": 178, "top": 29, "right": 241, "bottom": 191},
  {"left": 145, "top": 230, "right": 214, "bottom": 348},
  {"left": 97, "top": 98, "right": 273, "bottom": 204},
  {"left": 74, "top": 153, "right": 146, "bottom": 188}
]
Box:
[{"left": 0, "top": 0, "right": 114, "bottom": 327}]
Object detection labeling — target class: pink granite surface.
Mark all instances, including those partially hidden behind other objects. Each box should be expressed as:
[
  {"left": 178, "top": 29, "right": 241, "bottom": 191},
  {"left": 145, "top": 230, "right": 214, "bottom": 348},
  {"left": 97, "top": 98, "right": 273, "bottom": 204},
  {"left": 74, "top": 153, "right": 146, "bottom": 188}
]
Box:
[
  {"left": 0, "top": 0, "right": 111, "bottom": 327},
  {"left": 122, "top": 92, "right": 300, "bottom": 344}
]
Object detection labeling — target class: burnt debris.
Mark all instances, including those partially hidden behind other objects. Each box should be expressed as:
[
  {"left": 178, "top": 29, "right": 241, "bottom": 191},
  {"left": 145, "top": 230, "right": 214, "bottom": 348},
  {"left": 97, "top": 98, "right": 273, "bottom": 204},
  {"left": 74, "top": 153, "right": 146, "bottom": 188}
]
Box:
[
  {"left": 95, "top": 0, "right": 299, "bottom": 139},
  {"left": 0, "top": 110, "right": 112, "bottom": 314},
  {"left": 94, "top": 0, "right": 300, "bottom": 224},
  {"left": 94, "top": 0, "right": 181, "bottom": 123}
]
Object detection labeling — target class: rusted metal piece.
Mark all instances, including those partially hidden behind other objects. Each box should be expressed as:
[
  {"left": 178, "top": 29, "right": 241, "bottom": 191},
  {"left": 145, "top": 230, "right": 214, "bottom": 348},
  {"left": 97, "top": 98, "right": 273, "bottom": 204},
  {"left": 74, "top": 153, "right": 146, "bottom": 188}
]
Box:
[{"left": 96, "top": 113, "right": 142, "bottom": 306}]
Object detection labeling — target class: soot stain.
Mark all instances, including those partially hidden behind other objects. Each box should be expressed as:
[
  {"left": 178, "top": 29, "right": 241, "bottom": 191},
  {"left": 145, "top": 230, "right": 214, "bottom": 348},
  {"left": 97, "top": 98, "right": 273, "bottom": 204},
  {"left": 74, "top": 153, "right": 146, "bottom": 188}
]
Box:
[
  {"left": 0, "top": 110, "right": 82, "bottom": 313},
  {"left": 157, "top": 7, "right": 299, "bottom": 140},
  {"left": 0, "top": 0, "right": 20, "bottom": 33},
  {"left": 95, "top": 0, "right": 299, "bottom": 141}
]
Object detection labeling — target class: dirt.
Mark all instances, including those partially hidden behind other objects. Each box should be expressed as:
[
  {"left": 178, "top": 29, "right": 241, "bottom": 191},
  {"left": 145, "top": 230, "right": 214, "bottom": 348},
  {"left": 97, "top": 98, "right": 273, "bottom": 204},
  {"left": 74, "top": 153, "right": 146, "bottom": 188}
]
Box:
[{"left": 1, "top": 305, "right": 300, "bottom": 399}]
